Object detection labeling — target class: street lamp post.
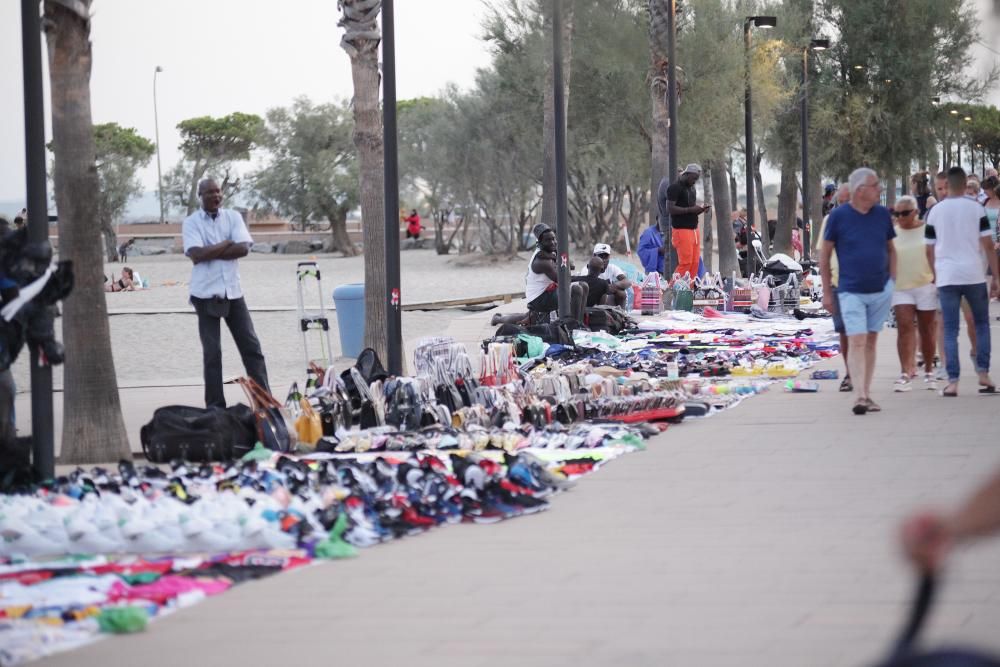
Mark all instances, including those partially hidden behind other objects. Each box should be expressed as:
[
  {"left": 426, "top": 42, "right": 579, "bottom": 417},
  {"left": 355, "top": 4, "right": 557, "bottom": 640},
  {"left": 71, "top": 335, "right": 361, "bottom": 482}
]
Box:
[
  {"left": 950, "top": 109, "right": 960, "bottom": 169},
  {"left": 800, "top": 37, "right": 829, "bottom": 265},
  {"left": 153, "top": 66, "right": 165, "bottom": 225},
  {"left": 552, "top": 0, "right": 571, "bottom": 317},
  {"left": 382, "top": 0, "right": 403, "bottom": 375},
  {"left": 20, "top": 0, "right": 54, "bottom": 480},
  {"left": 743, "top": 15, "right": 776, "bottom": 279},
  {"left": 664, "top": 0, "right": 679, "bottom": 277},
  {"left": 962, "top": 115, "right": 972, "bottom": 175}
]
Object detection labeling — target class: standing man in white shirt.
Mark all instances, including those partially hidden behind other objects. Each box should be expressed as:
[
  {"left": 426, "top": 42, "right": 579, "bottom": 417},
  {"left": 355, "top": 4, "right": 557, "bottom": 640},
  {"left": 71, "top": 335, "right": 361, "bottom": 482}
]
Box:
[
  {"left": 925, "top": 167, "right": 1000, "bottom": 397},
  {"left": 183, "top": 178, "right": 269, "bottom": 408}
]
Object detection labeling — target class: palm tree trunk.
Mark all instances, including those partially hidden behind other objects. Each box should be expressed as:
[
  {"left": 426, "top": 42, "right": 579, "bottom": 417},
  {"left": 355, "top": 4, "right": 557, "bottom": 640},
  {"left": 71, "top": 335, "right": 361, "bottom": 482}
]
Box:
[
  {"left": 541, "top": 2, "right": 574, "bottom": 229},
  {"left": 710, "top": 157, "right": 738, "bottom": 277},
  {"left": 45, "top": 0, "right": 130, "bottom": 463},
  {"left": 648, "top": 0, "right": 669, "bottom": 230},
  {"left": 773, "top": 161, "right": 796, "bottom": 256},
  {"left": 339, "top": 0, "right": 387, "bottom": 361}
]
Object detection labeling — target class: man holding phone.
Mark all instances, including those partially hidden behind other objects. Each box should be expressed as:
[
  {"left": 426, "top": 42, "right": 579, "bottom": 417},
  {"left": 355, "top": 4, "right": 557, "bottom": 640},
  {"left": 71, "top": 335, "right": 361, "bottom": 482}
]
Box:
[{"left": 665, "top": 163, "right": 710, "bottom": 280}]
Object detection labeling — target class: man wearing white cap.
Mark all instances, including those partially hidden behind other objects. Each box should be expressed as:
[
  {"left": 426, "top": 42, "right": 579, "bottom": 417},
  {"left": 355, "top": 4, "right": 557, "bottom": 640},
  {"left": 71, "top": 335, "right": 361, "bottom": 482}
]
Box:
[
  {"left": 665, "top": 163, "right": 710, "bottom": 280},
  {"left": 591, "top": 242, "right": 631, "bottom": 307}
]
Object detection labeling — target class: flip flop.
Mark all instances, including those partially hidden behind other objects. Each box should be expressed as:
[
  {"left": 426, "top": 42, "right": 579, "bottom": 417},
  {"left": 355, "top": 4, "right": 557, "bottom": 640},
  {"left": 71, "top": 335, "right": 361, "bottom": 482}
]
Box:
[
  {"left": 941, "top": 383, "right": 958, "bottom": 397},
  {"left": 852, "top": 400, "right": 868, "bottom": 415},
  {"left": 978, "top": 385, "right": 996, "bottom": 394},
  {"left": 839, "top": 376, "right": 853, "bottom": 392}
]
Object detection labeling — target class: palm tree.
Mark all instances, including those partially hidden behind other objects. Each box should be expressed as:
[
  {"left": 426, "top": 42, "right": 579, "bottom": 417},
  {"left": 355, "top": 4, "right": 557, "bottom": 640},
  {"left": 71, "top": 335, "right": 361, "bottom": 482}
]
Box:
[
  {"left": 338, "top": 0, "right": 387, "bottom": 361},
  {"left": 647, "top": 0, "right": 670, "bottom": 228},
  {"left": 44, "top": 0, "right": 131, "bottom": 462}
]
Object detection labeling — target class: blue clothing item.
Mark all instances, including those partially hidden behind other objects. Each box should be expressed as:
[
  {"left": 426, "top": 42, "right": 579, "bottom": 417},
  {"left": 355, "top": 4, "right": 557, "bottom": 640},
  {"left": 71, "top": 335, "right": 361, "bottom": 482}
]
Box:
[
  {"left": 823, "top": 204, "right": 896, "bottom": 293},
  {"left": 697, "top": 256, "right": 705, "bottom": 278},
  {"left": 637, "top": 225, "right": 664, "bottom": 274},
  {"left": 837, "top": 279, "right": 894, "bottom": 336},
  {"left": 938, "top": 283, "right": 991, "bottom": 381}
]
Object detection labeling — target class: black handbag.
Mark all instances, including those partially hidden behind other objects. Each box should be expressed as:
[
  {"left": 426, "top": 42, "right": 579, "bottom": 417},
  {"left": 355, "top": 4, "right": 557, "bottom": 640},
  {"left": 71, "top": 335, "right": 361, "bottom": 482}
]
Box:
[{"left": 140, "top": 404, "right": 254, "bottom": 462}]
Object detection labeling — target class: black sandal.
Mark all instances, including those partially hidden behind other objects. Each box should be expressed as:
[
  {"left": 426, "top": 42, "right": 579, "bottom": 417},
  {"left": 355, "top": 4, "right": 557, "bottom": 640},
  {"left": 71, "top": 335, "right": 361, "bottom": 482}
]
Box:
[{"left": 839, "top": 376, "right": 853, "bottom": 392}]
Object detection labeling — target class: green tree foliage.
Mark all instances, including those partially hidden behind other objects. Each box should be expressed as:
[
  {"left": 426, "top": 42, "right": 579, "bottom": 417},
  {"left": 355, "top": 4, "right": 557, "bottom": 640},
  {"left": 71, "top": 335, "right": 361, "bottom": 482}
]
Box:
[
  {"left": 397, "top": 96, "right": 469, "bottom": 254},
  {"left": 166, "top": 112, "right": 263, "bottom": 214},
  {"left": 962, "top": 104, "right": 1000, "bottom": 172},
  {"left": 93, "top": 123, "right": 154, "bottom": 261},
  {"left": 811, "top": 0, "right": 993, "bottom": 181},
  {"left": 252, "top": 98, "right": 360, "bottom": 255}
]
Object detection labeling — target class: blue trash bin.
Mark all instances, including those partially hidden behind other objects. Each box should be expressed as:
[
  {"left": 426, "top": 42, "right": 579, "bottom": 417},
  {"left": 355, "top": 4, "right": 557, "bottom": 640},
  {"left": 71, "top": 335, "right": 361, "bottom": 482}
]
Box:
[{"left": 332, "top": 283, "right": 365, "bottom": 358}]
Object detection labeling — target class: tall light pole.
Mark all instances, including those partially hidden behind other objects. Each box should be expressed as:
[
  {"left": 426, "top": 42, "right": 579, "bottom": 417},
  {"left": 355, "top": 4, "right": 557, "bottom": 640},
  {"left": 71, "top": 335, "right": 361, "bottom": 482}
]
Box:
[
  {"left": 948, "top": 109, "right": 962, "bottom": 167},
  {"left": 743, "top": 14, "right": 776, "bottom": 279},
  {"left": 552, "top": 0, "right": 570, "bottom": 317},
  {"left": 153, "top": 66, "right": 165, "bottom": 225},
  {"left": 664, "top": 0, "right": 679, "bottom": 277},
  {"left": 800, "top": 37, "right": 829, "bottom": 264},
  {"left": 962, "top": 115, "right": 972, "bottom": 174},
  {"left": 382, "top": 0, "right": 402, "bottom": 375},
  {"left": 20, "top": 0, "right": 54, "bottom": 480}
]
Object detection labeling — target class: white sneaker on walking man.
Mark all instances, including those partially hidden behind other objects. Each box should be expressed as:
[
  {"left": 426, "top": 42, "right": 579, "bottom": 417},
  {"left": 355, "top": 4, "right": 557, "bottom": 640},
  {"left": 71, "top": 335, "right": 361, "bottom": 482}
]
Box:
[{"left": 820, "top": 168, "right": 898, "bottom": 415}]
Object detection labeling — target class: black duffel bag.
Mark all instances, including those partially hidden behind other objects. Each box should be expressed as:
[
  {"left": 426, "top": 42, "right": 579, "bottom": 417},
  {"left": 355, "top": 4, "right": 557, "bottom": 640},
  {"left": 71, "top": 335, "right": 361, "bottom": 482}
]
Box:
[{"left": 140, "top": 404, "right": 255, "bottom": 463}]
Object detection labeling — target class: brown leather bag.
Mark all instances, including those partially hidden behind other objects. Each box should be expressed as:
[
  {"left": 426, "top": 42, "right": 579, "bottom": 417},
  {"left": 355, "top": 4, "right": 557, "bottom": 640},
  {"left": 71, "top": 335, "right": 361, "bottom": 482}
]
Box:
[{"left": 236, "top": 377, "right": 297, "bottom": 453}]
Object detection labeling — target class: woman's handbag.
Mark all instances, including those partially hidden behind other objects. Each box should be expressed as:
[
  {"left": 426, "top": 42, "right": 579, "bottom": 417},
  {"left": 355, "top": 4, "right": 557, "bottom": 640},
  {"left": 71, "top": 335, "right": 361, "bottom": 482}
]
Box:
[{"left": 236, "top": 377, "right": 297, "bottom": 453}]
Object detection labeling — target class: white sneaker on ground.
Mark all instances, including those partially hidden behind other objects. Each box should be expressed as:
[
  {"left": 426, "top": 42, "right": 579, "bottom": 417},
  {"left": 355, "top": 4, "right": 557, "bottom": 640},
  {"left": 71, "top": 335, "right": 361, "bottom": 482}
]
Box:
[
  {"left": 893, "top": 374, "right": 912, "bottom": 392},
  {"left": 924, "top": 373, "right": 938, "bottom": 391}
]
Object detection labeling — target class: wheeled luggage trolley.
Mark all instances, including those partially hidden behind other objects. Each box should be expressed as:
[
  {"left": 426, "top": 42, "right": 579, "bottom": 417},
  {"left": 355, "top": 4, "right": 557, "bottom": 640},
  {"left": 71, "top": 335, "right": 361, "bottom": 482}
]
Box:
[{"left": 296, "top": 261, "right": 334, "bottom": 368}]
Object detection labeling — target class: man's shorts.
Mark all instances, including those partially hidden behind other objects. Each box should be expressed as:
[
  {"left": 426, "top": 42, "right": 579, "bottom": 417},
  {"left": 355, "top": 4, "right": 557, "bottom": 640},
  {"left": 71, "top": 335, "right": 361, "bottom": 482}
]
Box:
[
  {"left": 891, "top": 282, "right": 938, "bottom": 310},
  {"left": 829, "top": 286, "right": 845, "bottom": 335},
  {"left": 527, "top": 289, "right": 559, "bottom": 313},
  {"left": 837, "top": 279, "right": 894, "bottom": 336}
]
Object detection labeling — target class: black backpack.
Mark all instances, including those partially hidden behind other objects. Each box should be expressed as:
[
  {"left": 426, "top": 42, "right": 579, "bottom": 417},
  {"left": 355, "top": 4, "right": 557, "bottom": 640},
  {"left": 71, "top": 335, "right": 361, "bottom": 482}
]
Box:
[{"left": 140, "top": 404, "right": 255, "bottom": 463}]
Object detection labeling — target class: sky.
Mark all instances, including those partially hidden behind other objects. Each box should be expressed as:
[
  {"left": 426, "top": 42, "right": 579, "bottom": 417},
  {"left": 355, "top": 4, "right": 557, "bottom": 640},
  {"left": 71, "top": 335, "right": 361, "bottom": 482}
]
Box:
[
  {"left": 0, "top": 0, "right": 998, "bottom": 205},
  {"left": 0, "top": 0, "right": 494, "bottom": 202}
]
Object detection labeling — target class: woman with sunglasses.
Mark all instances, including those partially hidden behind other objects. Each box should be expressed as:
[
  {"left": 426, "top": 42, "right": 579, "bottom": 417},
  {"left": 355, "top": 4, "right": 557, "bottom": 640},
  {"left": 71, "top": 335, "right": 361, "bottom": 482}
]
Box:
[{"left": 890, "top": 196, "right": 937, "bottom": 392}]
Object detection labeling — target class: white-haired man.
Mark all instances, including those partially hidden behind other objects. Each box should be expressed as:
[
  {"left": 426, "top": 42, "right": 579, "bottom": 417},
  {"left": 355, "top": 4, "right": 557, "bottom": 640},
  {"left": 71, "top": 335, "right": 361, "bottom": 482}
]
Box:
[{"left": 820, "top": 168, "right": 897, "bottom": 415}]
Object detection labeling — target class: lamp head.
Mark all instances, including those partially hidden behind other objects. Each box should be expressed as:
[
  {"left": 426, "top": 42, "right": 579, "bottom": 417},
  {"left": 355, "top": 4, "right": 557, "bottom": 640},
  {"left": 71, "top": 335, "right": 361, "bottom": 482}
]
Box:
[
  {"left": 931, "top": 96, "right": 941, "bottom": 104},
  {"left": 853, "top": 64, "right": 864, "bottom": 70},
  {"left": 809, "top": 38, "right": 830, "bottom": 50},
  {"left": 950, "top": 109, "right": 959, "bottom": 115}
]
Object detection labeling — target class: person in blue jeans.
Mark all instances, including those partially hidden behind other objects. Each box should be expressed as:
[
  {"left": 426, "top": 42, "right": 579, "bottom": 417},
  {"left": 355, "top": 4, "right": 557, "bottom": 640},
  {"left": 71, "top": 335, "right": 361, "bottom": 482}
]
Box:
[
  {"left": 820, "top": 167, "right": 897, "bottom": 415},
  {"left": 924, "top": 166, "right": 1000, "bottom": 397}
]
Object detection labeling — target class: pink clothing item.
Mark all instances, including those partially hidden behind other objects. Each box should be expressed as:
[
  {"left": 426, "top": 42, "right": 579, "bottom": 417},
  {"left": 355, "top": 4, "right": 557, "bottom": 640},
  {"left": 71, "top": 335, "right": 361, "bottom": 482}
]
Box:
[{"left": 109, "top": 576, "right": 230, "bottom": 605}]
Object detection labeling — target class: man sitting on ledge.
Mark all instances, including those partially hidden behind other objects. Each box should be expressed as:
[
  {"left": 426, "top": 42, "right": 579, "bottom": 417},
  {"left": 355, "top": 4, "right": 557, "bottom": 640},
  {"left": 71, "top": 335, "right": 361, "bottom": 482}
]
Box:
[{"left": 491, "top": 223, "right": 586, "bottom": 326}]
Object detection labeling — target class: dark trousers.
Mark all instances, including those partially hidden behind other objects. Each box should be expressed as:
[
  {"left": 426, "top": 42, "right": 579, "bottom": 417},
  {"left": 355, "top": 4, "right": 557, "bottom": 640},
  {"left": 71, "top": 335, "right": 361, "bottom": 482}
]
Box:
[{"left": 192, "top": 296, "right": 269, "bottom": 408}]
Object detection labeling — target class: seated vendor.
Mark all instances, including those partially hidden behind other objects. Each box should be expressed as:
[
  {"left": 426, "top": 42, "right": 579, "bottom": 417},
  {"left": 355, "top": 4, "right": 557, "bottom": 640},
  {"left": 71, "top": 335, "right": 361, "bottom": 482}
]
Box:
[
  {"left": 571, "top": 257, "right": 613, "bottom": 307},
  {"left": 526, "top": 224, "right": 586, "bottom": 322},
  {"left": 590, "top": 243, "right": 630, "bottom": 308}
]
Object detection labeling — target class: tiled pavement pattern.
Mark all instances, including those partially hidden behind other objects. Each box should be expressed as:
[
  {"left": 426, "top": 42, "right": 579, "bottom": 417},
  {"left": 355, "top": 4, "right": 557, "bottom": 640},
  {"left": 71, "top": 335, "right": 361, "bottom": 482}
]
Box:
[{"left": 29, "top": 304, "right": 1000, "bottom": 666}]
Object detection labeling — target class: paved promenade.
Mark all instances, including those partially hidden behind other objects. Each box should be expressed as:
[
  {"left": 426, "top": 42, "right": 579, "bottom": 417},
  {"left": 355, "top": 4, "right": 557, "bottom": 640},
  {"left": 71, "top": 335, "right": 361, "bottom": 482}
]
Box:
[{"left": 30, "top": 307, "right": 1000, "bottom": 666}]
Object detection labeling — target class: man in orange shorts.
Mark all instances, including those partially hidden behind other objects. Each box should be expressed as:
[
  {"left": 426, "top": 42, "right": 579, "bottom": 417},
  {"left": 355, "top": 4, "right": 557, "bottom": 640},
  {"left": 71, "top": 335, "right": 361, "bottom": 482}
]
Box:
[{"left": 665, "top": 163, "right": 710, "bottom": 280}]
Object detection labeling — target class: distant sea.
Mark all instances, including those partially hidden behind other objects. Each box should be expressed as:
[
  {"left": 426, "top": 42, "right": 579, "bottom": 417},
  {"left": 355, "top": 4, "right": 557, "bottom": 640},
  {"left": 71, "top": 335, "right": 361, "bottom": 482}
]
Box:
[{"left": 0, "top": 191, "right": 264, "bottom": 224}]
